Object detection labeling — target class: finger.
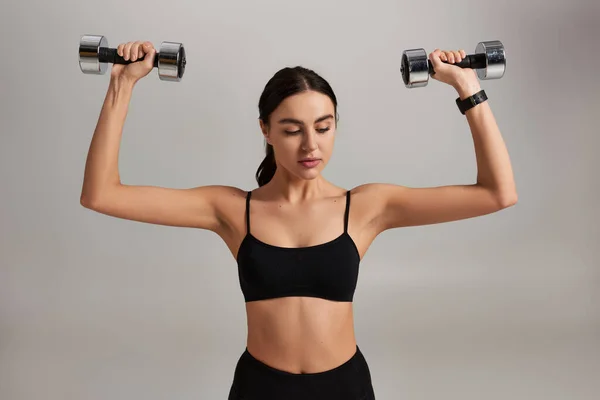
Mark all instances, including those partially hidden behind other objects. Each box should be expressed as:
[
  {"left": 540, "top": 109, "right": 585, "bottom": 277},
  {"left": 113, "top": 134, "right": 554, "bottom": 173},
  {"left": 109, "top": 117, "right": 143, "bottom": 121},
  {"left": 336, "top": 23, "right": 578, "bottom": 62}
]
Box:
[
  {"left": 123, "top": 42, "right": 134, "bottom": 61},
  {"left": 428, "top": 49, "right": 440, "bottom": 66},
  {"left": 440, "top": 51, "right": 448, "bottom": 62},
  {"left": 130, "top": 41, "right": 143, "bottom": 61},
  {"left": 143, "top": 41, "right": 154, "bottom": 52},
  {"left": 453, "top": 50, "right": 462, "bottom": 63},
  {"left": 460, "top": 49, "right": 466, "bottom": 59},
  {"left": 144, "top": 46, "right": 155, "bottom": 67},
  {"left": 431, "top": 48, "right": 444, "bottom": 60},
  {"left": 446, "top": 50, "right": 455, "bottom": 63},
  {"left": 117, "top": 43, "right": 125, "bottom": 57},
  {"left": 141, "top": 42, "right": 153, "bottom": 58},
  {"left": 133, "top": 41, "right": 144, "bottom": 61},
  {"left": 428, "top": 49, "right": 447, "bottom": 76}
]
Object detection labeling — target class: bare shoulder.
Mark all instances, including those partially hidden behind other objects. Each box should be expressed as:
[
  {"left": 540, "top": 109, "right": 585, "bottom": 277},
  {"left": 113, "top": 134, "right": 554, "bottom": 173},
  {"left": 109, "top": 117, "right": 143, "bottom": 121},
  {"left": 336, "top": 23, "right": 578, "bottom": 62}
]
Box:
[
  {"left": 207, "top": 185, "right": 248, "bottom": 229},
  {"left": 180, "top": 184, "right": 250, "bottom": 250},
  {"left": 209, "top": 184, "right": 248, "bottom": 201},
  {"left": 347, "top": 183, "right": 386, "bottom": 218},
  {"left": 345, "top": 183, "right": 388, "bottom": 235},
  {"left": 347, "top": 182, "right": 415, "bottom": 234}
]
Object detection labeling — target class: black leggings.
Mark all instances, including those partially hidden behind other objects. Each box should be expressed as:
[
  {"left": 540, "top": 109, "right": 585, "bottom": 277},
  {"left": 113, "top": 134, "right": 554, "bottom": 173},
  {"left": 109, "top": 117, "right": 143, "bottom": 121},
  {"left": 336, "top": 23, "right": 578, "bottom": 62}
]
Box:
[{"left": 227, "top": 345, "right": 376, "bottom": 400}]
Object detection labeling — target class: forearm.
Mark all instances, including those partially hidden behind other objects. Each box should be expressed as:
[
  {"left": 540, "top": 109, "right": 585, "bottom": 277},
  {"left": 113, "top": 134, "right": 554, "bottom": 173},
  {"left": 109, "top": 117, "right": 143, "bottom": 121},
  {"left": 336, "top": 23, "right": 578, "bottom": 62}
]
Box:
[
  {"left": 455, "top": 82, "right": 517, "bottom": 204},
  {"left": 81, "top": 77, "right": 136, "bottom": 204}
]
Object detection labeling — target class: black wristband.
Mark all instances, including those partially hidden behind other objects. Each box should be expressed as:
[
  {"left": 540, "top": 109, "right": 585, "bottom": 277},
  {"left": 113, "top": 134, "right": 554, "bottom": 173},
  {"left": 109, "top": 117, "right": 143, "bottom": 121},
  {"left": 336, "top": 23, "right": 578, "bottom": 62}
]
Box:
[{"left": 456, "top": 89, "right": 487, "bottom": 115}]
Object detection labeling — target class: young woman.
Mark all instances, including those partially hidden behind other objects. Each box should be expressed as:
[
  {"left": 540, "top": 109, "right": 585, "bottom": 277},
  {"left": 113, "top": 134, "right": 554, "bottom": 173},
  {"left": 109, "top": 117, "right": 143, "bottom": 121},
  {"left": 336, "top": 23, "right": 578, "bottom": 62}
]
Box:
[{"left": 80, "top": 40, "right": 517, "bottom": 400}]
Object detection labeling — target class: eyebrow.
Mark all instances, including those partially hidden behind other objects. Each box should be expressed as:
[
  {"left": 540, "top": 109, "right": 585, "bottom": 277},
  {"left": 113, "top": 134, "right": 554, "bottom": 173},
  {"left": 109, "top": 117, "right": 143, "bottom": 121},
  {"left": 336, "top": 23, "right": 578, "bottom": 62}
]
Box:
[{"left": 277, "top": 114, "right": 334, "bottom": 125}]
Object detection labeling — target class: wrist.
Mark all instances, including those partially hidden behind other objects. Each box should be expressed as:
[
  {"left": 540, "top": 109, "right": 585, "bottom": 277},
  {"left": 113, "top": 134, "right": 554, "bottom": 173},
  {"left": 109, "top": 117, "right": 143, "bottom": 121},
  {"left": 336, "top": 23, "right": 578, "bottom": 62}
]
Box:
[
  {"left": 107, "top": 77, "right": 135, "bottom": 108},
  {"left": 110, "top": 76, "right": 137, "bottom": 92},
  {"left": 453, "top": 80, "right": 482, "bottom": 100}
]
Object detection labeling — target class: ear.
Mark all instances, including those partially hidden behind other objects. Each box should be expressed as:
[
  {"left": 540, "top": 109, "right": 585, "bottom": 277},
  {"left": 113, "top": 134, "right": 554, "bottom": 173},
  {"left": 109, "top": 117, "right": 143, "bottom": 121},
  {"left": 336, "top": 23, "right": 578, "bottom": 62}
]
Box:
[{"left": 259, "top": 120, "right": 272, "bottom": 145}]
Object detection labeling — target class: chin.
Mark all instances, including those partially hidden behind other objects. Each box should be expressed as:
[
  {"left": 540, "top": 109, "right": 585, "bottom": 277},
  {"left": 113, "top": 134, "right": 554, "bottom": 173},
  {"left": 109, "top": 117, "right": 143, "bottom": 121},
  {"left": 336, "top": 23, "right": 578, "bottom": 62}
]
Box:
[
  {"left": 301, "top": 173, "right": 321, "bottom": 180},
  {"left": 285, "top": 160, "right": 326, "bottom": 180},
  {"left": 296, "top": 167, "right": 323, "bottom": 180}
]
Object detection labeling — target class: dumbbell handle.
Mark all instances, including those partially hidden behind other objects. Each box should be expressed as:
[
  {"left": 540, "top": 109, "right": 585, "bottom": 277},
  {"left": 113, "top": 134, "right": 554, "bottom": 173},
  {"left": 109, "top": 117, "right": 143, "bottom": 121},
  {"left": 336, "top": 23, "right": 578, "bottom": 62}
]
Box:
[
  {"left": 429, "top": 53, "right": 487, "bottom": 76},
  {"left": 98, "top": 47, "right": 159, "bottom": 68}
]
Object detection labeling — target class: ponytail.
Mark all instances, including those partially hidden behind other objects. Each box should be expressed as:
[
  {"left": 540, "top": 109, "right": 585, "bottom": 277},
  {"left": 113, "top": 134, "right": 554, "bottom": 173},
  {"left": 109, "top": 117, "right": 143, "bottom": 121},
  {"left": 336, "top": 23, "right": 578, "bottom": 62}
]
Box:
[{"left": 255, "top": 143, "right": 277, "bottom": 187}]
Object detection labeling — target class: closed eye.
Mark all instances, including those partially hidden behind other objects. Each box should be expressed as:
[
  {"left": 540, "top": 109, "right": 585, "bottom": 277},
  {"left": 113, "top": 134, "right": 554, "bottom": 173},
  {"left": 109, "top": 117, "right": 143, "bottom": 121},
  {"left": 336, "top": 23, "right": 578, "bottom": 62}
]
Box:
[{"left": 285, "top": 127, "right": 331, "bottom": 135}]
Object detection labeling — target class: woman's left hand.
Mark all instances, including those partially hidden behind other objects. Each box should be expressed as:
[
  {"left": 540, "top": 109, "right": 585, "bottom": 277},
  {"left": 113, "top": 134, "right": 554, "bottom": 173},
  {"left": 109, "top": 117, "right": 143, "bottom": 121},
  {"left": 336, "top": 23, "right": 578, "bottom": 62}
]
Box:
[{"left": 428, "top": 48, "right": 480, "bottom": 92}]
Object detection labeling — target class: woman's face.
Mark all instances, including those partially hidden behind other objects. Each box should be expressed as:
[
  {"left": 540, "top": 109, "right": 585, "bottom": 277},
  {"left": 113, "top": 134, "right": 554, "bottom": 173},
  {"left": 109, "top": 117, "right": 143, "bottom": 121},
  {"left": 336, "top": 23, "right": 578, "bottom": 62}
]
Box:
[{"left": 260, "top": 90, "right": 337, "bottom": 181}]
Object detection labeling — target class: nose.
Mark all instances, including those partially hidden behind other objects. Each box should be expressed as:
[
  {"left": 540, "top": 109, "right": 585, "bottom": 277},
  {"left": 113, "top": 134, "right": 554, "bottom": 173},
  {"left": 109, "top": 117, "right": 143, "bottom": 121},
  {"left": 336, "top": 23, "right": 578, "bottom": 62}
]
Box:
[{"left": 302, "top": 131, "right": 318, "bottom": 152}]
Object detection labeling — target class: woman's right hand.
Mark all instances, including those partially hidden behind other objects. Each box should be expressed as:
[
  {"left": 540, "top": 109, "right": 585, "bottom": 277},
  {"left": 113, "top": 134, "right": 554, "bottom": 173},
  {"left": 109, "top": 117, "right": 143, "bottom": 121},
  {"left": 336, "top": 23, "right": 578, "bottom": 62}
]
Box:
[{"left": 110, "top": 41, "right": 156, "bottom": 83}]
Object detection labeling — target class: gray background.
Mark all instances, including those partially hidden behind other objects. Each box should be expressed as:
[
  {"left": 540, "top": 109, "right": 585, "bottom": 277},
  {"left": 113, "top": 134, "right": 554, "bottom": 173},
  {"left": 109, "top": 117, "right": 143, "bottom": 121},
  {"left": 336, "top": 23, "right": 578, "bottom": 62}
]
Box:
[{"left": 1, "top": 0, "right": 599, "bottom": 399}]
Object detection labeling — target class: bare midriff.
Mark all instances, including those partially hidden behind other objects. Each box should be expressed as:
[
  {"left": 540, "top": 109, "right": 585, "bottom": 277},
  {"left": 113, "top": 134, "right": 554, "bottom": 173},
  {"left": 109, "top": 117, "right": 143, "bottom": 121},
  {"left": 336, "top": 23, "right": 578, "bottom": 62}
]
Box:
[{"left": 245, "top": 296, "right": 357, "bottom": 374}]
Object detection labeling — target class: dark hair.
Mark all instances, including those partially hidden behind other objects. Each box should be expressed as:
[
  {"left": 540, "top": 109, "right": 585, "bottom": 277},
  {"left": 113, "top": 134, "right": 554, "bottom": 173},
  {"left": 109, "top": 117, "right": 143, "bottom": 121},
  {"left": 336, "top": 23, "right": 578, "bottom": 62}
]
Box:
[{"left": 255, "top": 66, "right": 339, "bottom": 187}]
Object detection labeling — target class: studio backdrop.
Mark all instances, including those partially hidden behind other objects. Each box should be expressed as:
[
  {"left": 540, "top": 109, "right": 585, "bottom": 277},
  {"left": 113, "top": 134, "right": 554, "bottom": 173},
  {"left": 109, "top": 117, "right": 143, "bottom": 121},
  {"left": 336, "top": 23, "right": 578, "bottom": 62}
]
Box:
[{"left": 1, "top": 0, "right": 598, "bottom": 399}]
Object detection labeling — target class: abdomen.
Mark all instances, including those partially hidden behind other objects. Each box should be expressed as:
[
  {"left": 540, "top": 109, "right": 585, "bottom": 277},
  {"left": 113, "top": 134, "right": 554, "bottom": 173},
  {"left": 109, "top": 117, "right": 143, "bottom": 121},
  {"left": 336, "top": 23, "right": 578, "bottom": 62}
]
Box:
[{"left": 244, "top": 297, "right": 357, "bottom": 374}]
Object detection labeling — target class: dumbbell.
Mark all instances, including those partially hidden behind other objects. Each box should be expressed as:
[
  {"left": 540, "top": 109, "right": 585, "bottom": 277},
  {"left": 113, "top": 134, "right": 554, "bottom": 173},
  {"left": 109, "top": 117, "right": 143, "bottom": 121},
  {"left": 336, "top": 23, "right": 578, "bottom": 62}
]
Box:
[
  {"left": 79, "top": 34, "right": 187, "bottom": 82},
  {"left": 400, "top": 40, "right": 506, "bottom": 88}
]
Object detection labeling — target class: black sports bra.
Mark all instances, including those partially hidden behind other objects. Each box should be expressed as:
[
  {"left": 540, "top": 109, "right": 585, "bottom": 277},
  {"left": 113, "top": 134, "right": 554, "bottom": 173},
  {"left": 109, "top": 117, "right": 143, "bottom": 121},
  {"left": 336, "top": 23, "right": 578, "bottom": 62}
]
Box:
[{"left": 236, "top": 190, "right": 361, "bottom": 303}]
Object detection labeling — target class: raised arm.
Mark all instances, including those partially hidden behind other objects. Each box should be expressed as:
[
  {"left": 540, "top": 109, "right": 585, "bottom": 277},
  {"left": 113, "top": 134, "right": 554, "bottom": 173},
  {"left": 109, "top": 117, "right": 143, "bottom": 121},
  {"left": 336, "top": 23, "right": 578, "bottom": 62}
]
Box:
[
  {"left": 80, "top": 41, "right": 239, "bottom": 233},
  {"left": 358, "top": 48, "right": 517, "bottom": 233}
]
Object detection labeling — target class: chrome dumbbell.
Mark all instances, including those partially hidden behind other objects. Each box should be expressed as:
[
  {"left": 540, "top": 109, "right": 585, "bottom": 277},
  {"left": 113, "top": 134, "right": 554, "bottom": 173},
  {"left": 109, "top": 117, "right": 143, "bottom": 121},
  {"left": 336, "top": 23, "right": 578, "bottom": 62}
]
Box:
[
  {"left": 400, "top": 40, "right": 506, "bottom": 88},
  {"left": 78, "top": 34, "right": 187, "bottom": 82}
]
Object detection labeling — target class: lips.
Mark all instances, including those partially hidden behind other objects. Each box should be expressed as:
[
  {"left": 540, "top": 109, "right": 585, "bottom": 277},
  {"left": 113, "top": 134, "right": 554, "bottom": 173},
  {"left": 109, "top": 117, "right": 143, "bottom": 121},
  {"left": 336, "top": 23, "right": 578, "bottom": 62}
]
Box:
[{"left": 298, "top": 158, "right": 321, "bottom": 168}]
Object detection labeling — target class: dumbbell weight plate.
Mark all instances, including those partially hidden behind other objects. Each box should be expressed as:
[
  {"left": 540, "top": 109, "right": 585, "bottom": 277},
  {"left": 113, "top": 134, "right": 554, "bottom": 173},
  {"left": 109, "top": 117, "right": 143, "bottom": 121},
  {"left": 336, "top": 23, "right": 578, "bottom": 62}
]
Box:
[
  {"left": 78, "top": 35, "right": 186, "bottom": 82},
  {"left": 400, "top": 48, "right": 429, "bottom": 88},
  {"left": 79, "top": 35, "right": 109, "bottom": 75},
  {"left": 474, "top": 40, "right": 505, "bottom": 80},
  {"left": 157, "top": 41, "right": 186, "bottom": 82}
]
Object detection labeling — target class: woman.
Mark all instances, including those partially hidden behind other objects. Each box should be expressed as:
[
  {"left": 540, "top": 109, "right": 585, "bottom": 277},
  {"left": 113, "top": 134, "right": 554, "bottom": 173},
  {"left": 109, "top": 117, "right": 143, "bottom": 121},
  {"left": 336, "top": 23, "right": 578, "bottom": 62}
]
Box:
[{"left": 80, "top": 41, "right": 517, "bottom": 400}]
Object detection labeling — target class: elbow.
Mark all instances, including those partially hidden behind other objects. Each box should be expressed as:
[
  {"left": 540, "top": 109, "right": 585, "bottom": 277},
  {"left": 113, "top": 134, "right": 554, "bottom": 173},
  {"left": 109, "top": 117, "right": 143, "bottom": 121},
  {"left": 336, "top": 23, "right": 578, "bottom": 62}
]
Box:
[
  {"left": 80, "top": 194, "right": 94, "bottom": 209},
  {"left": 80, "top": 181, "right": 121, "bottom": 210},
  {"left": 80, "top": 192, "right": 102, "bottom": 210},
  {"left": 497, "top": 190, "right": 518, "bottom": 209}
]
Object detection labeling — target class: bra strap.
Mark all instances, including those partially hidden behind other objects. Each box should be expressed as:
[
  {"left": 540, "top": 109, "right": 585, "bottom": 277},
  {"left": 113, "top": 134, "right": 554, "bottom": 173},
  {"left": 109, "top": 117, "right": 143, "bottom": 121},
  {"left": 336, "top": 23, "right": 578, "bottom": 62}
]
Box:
[
  {"left": 344, "top": 190, "right": 351, "bottom": 233},
  {"left": 245, "top": 191, "right": 252, "bottom": 235}
]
